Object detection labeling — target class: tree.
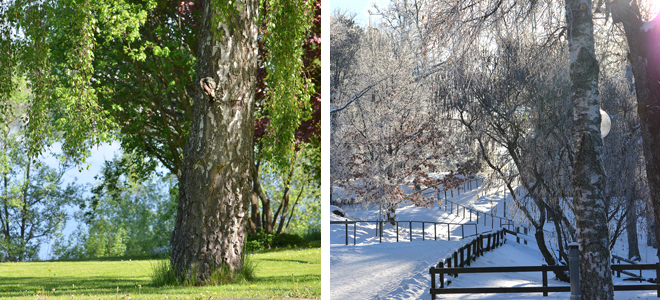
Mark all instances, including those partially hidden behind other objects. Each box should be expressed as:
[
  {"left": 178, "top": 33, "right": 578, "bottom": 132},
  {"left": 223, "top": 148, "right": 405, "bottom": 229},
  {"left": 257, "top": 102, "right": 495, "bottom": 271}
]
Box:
[
  {"left": 0, "top": 0, "right": 316, "bottom": 283},
  {"left": 330, "top": 7, "right": 476, "bottom": 223},
  {"left": 0, "top": 76, "right": 81, "bottom": 262},
  {"left": 252, "top": 0, "right": 321, "bottom": 235},
  {"left": 611, "top": 0, "right": 660, "bottom": 261},
  {"left": 564, "top": 0, "right": 615, "bottom": 296},
  {"left": 52, "top": 153, "right": 177, "bottom": 259}
]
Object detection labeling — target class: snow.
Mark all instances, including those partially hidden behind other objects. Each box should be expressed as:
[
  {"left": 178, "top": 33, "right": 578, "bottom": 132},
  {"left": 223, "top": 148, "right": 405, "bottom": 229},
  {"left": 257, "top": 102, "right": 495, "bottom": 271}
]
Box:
[
  {"left": 641, "top": 21, "right": 655, "bottom": 33},
  {"left": 331, "top": 179, "right": 660, "bottom": 299}
]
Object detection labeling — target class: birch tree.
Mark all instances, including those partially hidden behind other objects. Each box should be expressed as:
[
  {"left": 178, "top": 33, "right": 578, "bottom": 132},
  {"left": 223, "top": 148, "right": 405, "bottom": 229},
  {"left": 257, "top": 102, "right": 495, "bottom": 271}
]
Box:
[
  {"left": 0, "top": 0, "right": 315, "bottom": 283},
  {"left": 564, "top": 0, "right": 614, "bottom": 296}
]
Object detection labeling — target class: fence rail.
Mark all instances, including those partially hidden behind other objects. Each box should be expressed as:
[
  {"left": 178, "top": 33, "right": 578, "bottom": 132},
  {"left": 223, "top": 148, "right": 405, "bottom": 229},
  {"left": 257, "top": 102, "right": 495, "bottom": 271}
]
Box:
[
  {"left": 430, "top": 264, "right": 660, "bottom": 298},
  {"left": 330, "top": 220, "right": 478, "bottom": 245},
  {"left": 611, "top": 254, "right": 647, "bottom": 281},
  {"left": 429, "top": 232, "right": 660, "bottom": 299}
]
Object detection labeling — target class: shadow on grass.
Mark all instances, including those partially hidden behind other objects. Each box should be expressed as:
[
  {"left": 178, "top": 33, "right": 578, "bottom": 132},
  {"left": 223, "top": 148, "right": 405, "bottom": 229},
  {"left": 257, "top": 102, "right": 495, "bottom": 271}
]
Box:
[{"left": 0, "top": 276, "right": 145, "bottom": 297}]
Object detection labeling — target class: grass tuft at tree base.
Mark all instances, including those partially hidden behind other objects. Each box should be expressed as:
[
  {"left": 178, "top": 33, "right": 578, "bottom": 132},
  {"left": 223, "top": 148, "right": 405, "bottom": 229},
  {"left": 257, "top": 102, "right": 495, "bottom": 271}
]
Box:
[{"left": 151, "top": 252, "right": 257, "bottom": 287}]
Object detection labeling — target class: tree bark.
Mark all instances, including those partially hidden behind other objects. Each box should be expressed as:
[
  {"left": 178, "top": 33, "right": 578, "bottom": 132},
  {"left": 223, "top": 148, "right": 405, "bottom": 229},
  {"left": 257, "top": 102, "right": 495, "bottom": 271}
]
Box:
[
  {"left": 626, "top": 198, "right": 641, "bottom": 260},
  {"left": 611, "top": 0, "right": 660, "bottom": 261},
  {"left": 170, "top": 0, "right": 259, "bottom": 283},
  {"left": 565, "top": 0, "right": 614, "bottom": 298}
]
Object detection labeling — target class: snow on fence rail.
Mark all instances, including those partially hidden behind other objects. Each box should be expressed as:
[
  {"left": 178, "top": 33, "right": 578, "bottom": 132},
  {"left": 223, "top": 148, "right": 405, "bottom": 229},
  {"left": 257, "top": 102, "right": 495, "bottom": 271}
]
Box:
[
  {"left": 427, "top": 177, "right": 529, "bottom": 234},
  {"left": 611, "top": 254, "right": 647, "bottom": 281},
  {"left": 330, "top": 220, "right": 478, "bottom": 245},
  {"left": 442, "top": 197, "right": 517, "bottom": 230},
  {"left": 429, "top": 232, "right": 660, "bottom": 299},
  {"left": 435, "top": 229, "right": 506, "bottom": 274}
]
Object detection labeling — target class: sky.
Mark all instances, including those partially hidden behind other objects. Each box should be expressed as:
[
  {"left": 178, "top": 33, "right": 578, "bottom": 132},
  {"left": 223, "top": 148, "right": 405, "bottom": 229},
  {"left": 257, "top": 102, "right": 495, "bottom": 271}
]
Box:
[
  {"left": 329, "top": 0, "right": 389, "bottom": 26},
  {"left": 38, "top": 142, "right": 122, "bottom": 260}
]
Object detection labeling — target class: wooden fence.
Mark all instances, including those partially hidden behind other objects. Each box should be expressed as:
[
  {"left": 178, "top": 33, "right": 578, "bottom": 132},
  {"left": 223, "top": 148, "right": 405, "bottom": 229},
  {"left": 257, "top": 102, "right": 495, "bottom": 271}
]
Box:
[
  {"left": 330, "top": 220, "right": 478, "bottom": 245},
  {"left": 436, "top": 229, "right": 506, "bottom": 274},
  {"left": 429, "top": 231, "right": 660, "bottom": 299}
]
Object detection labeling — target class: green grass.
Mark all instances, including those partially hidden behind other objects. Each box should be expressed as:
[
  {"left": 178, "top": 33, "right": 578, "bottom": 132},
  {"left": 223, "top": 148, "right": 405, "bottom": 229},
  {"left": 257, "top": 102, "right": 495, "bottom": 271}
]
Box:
[{"left": 0, "top": 246, "right": 321, "bottom": 299}]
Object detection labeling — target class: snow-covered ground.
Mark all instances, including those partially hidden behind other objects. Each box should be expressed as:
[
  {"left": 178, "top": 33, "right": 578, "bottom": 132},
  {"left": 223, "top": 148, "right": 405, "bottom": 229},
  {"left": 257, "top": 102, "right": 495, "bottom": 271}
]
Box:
[{"left": 330, "top": 180, "right": 659, "bottom": 299}]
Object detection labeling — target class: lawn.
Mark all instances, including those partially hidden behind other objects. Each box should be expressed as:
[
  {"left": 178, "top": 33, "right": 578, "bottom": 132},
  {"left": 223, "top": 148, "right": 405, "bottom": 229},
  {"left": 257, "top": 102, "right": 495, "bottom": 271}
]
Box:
[{"left": 0, "top": 247, "right": 321, "bottom": 299}]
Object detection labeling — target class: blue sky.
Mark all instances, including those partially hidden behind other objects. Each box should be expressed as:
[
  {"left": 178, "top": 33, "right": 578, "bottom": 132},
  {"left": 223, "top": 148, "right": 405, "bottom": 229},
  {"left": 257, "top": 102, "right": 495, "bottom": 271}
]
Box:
[
  {"left": 330, "top": 0, "right": 389, "bottom": 26},
  {"left": 38, "top": 142, "right": 122, "bottom": 260}
]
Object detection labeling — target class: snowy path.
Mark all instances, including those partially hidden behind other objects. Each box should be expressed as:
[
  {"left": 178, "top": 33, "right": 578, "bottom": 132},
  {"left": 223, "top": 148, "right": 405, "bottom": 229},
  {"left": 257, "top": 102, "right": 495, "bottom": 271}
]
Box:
[
  {"left": 331, "top": 240, "right": 465, "bottom": 299},
  {"left": 331, "top": 181, "right": 660, "bottom": 299}
]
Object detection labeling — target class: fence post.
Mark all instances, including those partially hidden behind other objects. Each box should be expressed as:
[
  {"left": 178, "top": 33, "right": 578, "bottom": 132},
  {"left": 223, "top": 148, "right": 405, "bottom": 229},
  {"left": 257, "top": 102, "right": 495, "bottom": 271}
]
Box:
[
  {"left": 430, "top": 266, "right": 436, "bottom": 300},
  {"left": 439, "top": 261, "right": 445, "bottom": 288},
  {"left": 447, "top": 257, "right": 452, "bottom": 274},
  {"left": 354, "top": 223, "right": 357, "bottom": 245},
  {"left": 448, "top": 224, "right": 451, "bottom": 241},
  {"left": 656, "top": 262, "right": 660, "bottom": 297},
  {"left": 423, "top": 222, "right": 425, "bottom": 241},
  {"left": 435, "top": 223, "right": 437, "bottom": 241},
  {"left": 460, "top": 246, "right": 465, "bottom": 267},
  {"left": 516, "top": 227, "right": 520, "bottom": 244},
  {"left": 345, "top": 223, "right": 348, "bottom": 245},
  {"left": 487, "top": 234, "right": 491, "bottom": 251},
  {"left": 461, "top": 224, "right": 464, "bottom": 238},
  {"left": 569, "top": 242, "right": 581, "bottom": 300},
  {"left": 396, "top": 222, "right": 399, "bottom": 242},
  {"left": 409, "top": 221, "right": 412, "bottom": 242},
  {"left": 466, "top": 243, "right": 471, "bottom": 266},
  {"left": 379, "top": 221, "right": 382, "bottom": 243},
  {"left": 542, "top": 264, "right": 548, "bottom": 297}
]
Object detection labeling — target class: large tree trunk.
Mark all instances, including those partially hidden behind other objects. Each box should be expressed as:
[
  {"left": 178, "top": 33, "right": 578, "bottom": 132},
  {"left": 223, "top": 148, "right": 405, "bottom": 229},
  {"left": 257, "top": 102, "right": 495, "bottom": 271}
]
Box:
[
  {"left": 565, "top": 0, "right": 614, "bottom": 298},
  {"left": 170, "top": 0, "right": 259, "bottom": 283},
  {"left": 611, "top": 0, "right": 660, "bottom": 262},
  {"left": 627, "top": 198, "right": 641, "bottom": 260}
]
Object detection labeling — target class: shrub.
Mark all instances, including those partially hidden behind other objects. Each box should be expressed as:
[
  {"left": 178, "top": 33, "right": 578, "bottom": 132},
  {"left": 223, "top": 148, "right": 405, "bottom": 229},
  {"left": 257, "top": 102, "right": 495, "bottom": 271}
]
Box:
[
  {"left": 246, "top": 232, "right": 309, "bottom": 251},
  {"left": 272, "top": 233, "right": 308, "bottom": 248},
  {"left": 302, "top": 229, "right": 321, "bottom": 242}
]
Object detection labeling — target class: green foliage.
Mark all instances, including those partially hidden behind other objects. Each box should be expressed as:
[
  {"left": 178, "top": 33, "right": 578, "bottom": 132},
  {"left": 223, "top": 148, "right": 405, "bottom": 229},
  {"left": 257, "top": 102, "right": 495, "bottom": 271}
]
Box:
[
  {"left": 259, "top": 142, "right": 320, "bottom": 234},
  {"left": 247, "top": 232, "right": 309, "bottom": 251},
  {"left": 0, "top": 135, "right": 81, "bottom": 262},
  {"left": 51, "top": 152, "right": 177, "bottom": 260},
  {"left": 0, "top": 0, "right": 158, "bottom": 164},
  {"left": 302, "top": 228, "right": 321, "bottom": 242},
  {"left": 260, "top": 0, "right": 316, "bottom": 177},
  {"left": 92, "top": 0, "right": 197, "bottom": 176},
  {"left": 0, "top": 81, "right": 82, "bottom": 262}
]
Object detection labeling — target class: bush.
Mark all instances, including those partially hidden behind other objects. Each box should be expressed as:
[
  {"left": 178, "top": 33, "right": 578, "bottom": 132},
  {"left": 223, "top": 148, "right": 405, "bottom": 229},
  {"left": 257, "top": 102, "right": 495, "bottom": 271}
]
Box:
[
  {"left": 246, "top": 232, "right": 309, "bottom": 251},
  {"left": 272, "top": 233, "right": 308, "bottom": 248},
  {"left": 302, "top": 229, "right": 321, "bottom": 242}
]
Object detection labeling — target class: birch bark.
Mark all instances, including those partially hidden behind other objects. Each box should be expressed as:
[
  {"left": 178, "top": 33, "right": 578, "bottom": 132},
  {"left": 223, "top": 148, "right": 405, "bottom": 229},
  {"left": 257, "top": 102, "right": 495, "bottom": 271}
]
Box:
[
  {"left": 170, "top": 0, "right": 259, "bottom": 282},
  {"left": 565, "top": 0, "right": 614, "bottom": 298}
]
